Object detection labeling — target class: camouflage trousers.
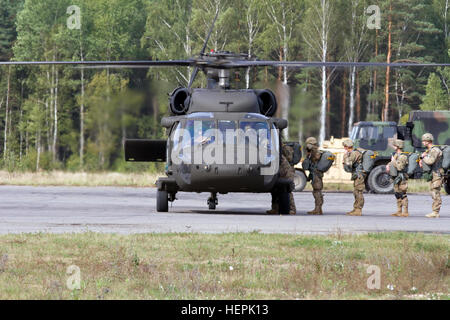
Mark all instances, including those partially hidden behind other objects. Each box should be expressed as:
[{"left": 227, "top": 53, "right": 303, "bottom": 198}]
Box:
[
  {"left": 312, "top": 174, "right": 324, "bottom": 208},
  {"left": 289, "top": 192, "right": 296, "bottom": 214},
  {"left": 430, "top": 174, "right": 444, "bottom": 213},
  {"left": 394, "top": 179, "right": 408, "bottom": 210},
  {"left": 270, "top": 192, "right": 296, "bottom": 214},
  {"left": 353, "top": 175, "right": 366, "bottom": 210}
]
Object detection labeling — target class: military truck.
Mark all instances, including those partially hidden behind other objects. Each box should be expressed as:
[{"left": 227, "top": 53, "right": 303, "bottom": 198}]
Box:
[{"left": 350, "top": 110, "right": 450, "bottom": 194}]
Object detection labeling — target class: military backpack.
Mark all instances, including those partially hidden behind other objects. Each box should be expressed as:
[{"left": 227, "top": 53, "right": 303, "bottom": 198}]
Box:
[{"left": 356, "top": 148, "right": 377, "bottom": 173}]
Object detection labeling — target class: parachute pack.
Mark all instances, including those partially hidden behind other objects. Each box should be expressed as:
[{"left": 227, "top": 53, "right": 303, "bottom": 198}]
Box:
[
  {"left": 441, "top": 145, "right": 450, "bottom": 170},
  {"left": 302, "top": 150, "right": 336, "bottom": 173},
  {"left": 388, "top": 152, "right": 419, "bottom": 178},
  {"left": 356, "top": 148, "right": 376, "bottom": 173},
  {"left": 316, "top": 151, "right": 336, "bottom": 173}
]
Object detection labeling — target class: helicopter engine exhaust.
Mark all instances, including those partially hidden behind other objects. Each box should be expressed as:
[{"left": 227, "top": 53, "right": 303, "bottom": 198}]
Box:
[
  {"left": 256, "top": 89, "right": 277, "bottom": 117},
  {"left": 170, "top": 87, "right": 190, "bottom": 115}
]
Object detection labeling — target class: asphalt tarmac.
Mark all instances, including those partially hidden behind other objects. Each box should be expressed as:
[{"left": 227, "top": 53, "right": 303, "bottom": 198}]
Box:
[{"left": 0, "top": 186, "right": 448, "bottom": 234}]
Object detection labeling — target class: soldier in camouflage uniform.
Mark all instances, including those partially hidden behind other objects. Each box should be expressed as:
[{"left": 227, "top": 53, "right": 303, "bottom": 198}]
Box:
[
  {"left": 420, "top": 133, "right": 444, "bottom": 218},
  {"left": 304, "top": 137, "right": 324, "bottom": 215},
  {"left": 342, "top": 139, "right": 365, "bottom": 216},
  {"left": 267, "top": 144, "right": 297, "bottom": 215},
  {"left": 386, "top": 139, "right": 409, "bottom": 217}
]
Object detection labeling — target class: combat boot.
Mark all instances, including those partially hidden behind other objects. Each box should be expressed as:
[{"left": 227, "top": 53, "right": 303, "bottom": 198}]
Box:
[
  {"left": 346, "top": 209, "right": 356, "bottom": 215},
  {"left": 425, "top": 212, "right": 440, "bottom": 218},
  {"left": 391, "top": 200, "right": 403, "bottom": 217},
  {"left": 307, "top": 207, "right": 323, "bottom": 215},
  {"left": 347, "top": 208, "right": 362, "bottom": 216},
  {"left": 266, "top": 204, "right": 279, "bottom": 215},
  {"left": 401, "top": 198, "right": 409, "bottom": 217}
]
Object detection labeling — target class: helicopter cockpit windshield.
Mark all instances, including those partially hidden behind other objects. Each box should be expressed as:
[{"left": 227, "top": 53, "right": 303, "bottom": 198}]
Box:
[{"left": 171, "top": 113, "right": 279, "bottom": 165}]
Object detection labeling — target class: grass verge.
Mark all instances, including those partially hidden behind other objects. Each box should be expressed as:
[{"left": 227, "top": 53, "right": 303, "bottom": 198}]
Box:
[
  {"left": 0, "top": 232, "right": 448, "bottom": 299},
  {"left": 0, "top": 171, "right": 441, "bottom": 193},
  {"left": 0, "top": 171, "right": 162, "bottom": 187}
]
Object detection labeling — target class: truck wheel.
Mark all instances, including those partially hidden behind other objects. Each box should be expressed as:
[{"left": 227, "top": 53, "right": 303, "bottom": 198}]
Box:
[
  {"left": 445, "top": 180, "right": 450, "bottom": 195},
  {"left": 278, "top": 191, "right": 290, "bottom": 215},
  {"left": 367, "top": 165, "right": 394, "bottom": 194},
  {"left": 294, "top": 170, "right": 307, "bottom": 192},
  {"left": 156, "top": 190, "right": 169, "bottom": 212}
]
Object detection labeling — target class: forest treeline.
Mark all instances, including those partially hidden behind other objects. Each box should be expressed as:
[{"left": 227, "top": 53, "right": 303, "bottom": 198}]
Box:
[{"left": 0, "top": 0, "right": 449, "bottom": 172}]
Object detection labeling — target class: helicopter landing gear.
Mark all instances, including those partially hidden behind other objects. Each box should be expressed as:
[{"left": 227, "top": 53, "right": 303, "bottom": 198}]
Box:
[
  {"left": 207, "top": 192, "right": 218, "bottom": 210},
  {"left": 157, "top": 190, "right": 169, "bottom": 212}
]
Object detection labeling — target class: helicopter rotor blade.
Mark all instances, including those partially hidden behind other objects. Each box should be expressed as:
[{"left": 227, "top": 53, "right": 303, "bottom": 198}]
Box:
[
  {"left": 0, "top": 60, "right": 195, "bottom": 67},
  {"left": 223, "top": 60, "right": 450, "bottom": 69},
  {"left": 188, "top": 8, "right": 220, "bottom": 90}
]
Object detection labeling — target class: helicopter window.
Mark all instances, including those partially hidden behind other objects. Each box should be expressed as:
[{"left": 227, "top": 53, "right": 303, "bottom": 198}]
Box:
[
  {"left": 239, "top": 121, "right": 271, "bottom": 146},
  {"left": 186, "top": 112, "right": 214, "bottom": 119},
  {"left": 185, "top": 119, "right": 216, "bottom": 146},
  {"left": 244, "top": 113, "right": 269, "bottom": 120},
  {"left": 218, "top": 120, "right": 236, "bottom": 144}
]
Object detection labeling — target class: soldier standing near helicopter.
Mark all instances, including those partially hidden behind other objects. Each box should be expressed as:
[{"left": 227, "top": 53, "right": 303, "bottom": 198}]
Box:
[
  {"left": 303, "top": 137, "right": 324, "bottom": 215},
  {"left": 419, "top": 133, "right": 444, "bottom": 218},
  {"left": 343, "top": 139, "right": 365, "bottom": 216},
  {"left": 386, "top": 139, "right": 409, "bottom": 217},
  {"left": 267, "top": 144, "right": 297, "bottom": 215}
]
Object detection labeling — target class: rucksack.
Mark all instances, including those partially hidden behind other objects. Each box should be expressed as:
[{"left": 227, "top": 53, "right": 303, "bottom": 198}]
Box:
[
  {"left": 439, "top": 145, "right": 450, "bottom": 170},
  {"left": 356, "top": 148, "right": 376, "bottom": 173},
  {"left": 388, "top": 152, "right": 415, "bottom": 177},
  {"left": 407, "top": 153, "right": 420, "bottom": 177},
  {"left": 316, "top": 151, "right": 336, "bottom": 173}
]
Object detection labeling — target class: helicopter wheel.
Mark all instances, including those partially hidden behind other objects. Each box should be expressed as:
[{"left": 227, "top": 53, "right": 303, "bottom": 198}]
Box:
[
  {"left": 157, "top": 190, "right": 169, "bottom": 212},
  {"left": 207, "top": 193, "right": 218, "bottom": 210}
]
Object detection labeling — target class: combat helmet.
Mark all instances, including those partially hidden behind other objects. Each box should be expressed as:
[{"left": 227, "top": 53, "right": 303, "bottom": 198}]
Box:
[
  {"left": 305, "top": 137, "right": 318, "bottom": 151},
  {"left": 393, "top": 139, "right": 405, "bottom": 149},
  {"left": 342, "top": 139, "right": 354, "bottom": 148},
  {"left": 421, "top": 133, "right": 434, "bottom": 142},
  {"left": 305, "top": 137, "right": 318, "bottom": 145}
]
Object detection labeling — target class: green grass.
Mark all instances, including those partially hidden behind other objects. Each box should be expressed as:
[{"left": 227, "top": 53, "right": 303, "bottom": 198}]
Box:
[{"left": 0, "top": 232, "right": 448, "bottom": 300}]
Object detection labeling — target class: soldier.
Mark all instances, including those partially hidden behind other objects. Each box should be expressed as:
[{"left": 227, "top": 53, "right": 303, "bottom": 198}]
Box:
[
  {"left": 267, "top": 144, "right": 297, "bottom": 215},
  {"left": 386, "top": 139, "right": 409, "bottom": 217},
  {"left": 419, "top": 133, "right": 444, "bottom": 218},
  {"left": 342, "top": 139, "right": 365, "bottom": 216},
  {"left": 304, "top": 137, "right": 324, "bottom": 215}
]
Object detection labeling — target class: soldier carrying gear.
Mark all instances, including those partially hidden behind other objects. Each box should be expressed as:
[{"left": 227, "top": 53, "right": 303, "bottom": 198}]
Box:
[
  {"left": 303, "top": 137, "right": 324, "bottom": 215},
  {"left": 386, "top": 139, "right": 409, "bottom": 217},
  {"left": 342, "top": 139, "right": 365, "bottom": 216},
  {"left": 267, "top": 144, "right": 297, "bottom": 215},
  {"left": 419, "top": 133, "right": 444, "bottom": 218}
]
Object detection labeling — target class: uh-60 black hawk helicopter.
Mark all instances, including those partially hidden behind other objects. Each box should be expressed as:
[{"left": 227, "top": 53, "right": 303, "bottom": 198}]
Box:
[{"left": 2, "top": 11, "right": 449, "bottom": 215}]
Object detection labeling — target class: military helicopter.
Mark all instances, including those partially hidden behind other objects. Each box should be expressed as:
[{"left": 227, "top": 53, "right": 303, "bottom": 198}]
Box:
[{"left": 2, "top": 11, "right": 449, "bottom": 214}]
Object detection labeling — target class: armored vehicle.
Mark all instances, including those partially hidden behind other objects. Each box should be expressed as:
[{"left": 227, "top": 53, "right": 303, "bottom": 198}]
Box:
[{"left": 350, "top": 111, "right": 450, "bottom": 194}]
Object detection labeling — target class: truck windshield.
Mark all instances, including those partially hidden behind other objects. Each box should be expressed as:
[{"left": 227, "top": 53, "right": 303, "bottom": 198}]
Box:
[{"left": 351, "top": 125, "right": 396, "bottom": 140}]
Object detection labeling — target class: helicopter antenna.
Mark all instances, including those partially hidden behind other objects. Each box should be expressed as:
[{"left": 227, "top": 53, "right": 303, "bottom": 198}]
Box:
[{"left": 188, "top": 8, "right": 220, "bottom": 90}]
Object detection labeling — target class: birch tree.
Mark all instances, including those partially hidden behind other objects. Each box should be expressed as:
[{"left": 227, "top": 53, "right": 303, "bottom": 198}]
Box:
[
  {"left": 302, "top": 0, "right": 334, "bottom": 144},
  {"left": 343, "top": 0, "right": 369, "bottom": 136}
]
